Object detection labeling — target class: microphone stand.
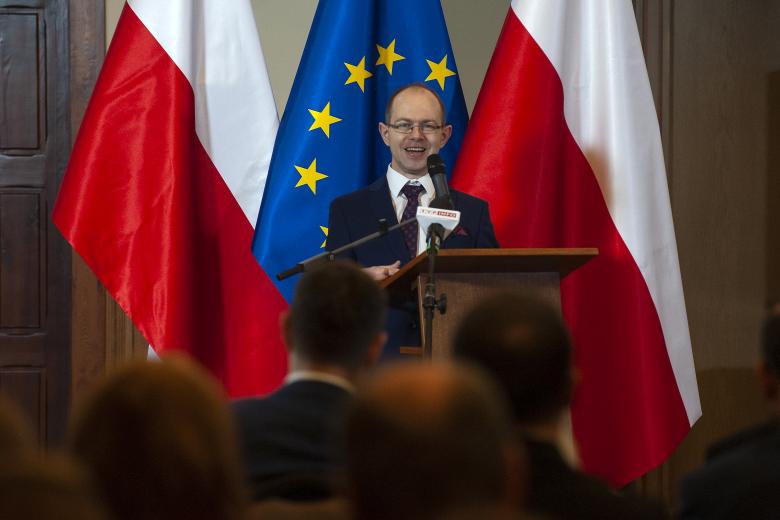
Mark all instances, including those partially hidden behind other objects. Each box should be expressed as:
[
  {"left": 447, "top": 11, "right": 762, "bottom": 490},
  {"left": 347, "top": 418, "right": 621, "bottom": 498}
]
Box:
[
  {"left": 422, "top": 224, "right": 447, "bottom": 359},
  {"left": 276, "top": 217, "right": 417, "bottom": 281}
]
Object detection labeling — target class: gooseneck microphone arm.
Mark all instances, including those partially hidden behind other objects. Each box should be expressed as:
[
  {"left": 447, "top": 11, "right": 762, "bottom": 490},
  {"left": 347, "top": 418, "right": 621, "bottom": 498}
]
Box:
[{"left": 276, "top": 217, "right": 417, "bottom": 281}]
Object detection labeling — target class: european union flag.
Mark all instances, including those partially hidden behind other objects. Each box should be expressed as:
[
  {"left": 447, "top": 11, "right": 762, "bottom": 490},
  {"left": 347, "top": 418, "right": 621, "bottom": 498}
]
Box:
[{"left": 253, "top": 0, "right": 468, "bottom": 301}]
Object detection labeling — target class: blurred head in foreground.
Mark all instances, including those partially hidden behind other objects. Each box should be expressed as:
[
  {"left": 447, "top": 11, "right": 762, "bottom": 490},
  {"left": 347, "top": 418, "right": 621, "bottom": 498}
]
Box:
[
  {"left": 0, "top": 392, "right": 35, "bottom": 459},
  {"left": 345, "top": 362, "right": 522, "bottom": 520},
  {"left": 453, "top": 292, "right": 574, "bottom": 428},
  {"left": 0, "top": 454, "right": 110, "bottom": 520},
  {"left": 69, "top": 357, "right": 246, "bottom": 520}
]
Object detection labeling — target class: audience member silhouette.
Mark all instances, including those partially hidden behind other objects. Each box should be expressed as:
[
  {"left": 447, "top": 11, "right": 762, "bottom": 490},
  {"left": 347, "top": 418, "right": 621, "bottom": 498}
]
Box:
[
  {"left": 232, "top": 261, "right": 386, "bottom": 501},
  {"left": 69, "top": 356, "right": 248, "bottom": 520},
  {"left": 344, "top": 362, "right": 522, "bottom": 520},
  {"left": 678, "top": 303, "right": 780, "bottom": 519},
  {"left": 453, "top": 291, "right": 668, "bottom": 520},
  {"left": 0, "top": 454, "right": 111, "bottom": 520}
]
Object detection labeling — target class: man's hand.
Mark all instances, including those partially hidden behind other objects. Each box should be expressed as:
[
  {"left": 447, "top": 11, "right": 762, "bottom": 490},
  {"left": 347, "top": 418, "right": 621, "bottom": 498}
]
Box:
[{"left": 364, "top": 260, "right": 401, "bottom": 281}]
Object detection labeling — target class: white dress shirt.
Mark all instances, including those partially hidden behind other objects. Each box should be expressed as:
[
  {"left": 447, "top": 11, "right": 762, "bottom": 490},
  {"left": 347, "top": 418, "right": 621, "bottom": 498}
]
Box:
[
  {"left": 284, "top": 370, "right": 355, "bottom": 393},
  {"left": 385, "top": 165, "right": 435, "bottom": 255}
]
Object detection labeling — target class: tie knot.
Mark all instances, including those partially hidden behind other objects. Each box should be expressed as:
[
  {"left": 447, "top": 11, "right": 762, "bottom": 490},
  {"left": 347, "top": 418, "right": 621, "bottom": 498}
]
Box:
[{"left": 401, "top": 183, "right": 425, "bottom": 201}]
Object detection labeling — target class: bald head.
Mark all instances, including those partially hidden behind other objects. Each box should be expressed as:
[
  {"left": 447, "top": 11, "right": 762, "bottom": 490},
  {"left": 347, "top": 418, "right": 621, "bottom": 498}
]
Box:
[
  {"left": 384, "top": 83, "right": 447, "bottom": 124},
  {"left": 345, "top": 362, "right": 514, "bottom": 520}
]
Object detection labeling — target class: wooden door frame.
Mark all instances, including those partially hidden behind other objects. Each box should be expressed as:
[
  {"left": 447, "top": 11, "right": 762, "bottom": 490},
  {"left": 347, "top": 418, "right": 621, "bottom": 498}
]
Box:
[{"left": 68, "top": 0, "right": 146, "bottom": 403}]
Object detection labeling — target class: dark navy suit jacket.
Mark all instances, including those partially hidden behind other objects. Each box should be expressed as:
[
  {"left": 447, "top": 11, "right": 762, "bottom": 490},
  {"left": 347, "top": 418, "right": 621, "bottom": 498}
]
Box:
[
  {"left": 231, "top": 380, "right": 351, "bottom": 501},
  {"left": 524, "top": 438, "right": 669, "bottom": 520},
  {"left": 327, "top": 176, "right": 498, "bottom": 358},
  {"left": 678, "top": 420, "right": 780, "bottom": 519}
]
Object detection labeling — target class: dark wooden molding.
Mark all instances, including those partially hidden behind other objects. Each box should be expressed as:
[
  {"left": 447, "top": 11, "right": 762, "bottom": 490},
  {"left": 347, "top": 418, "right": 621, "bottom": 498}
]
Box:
[
  {"left": 68, "top": 0, "right": 107, "bottom": 398},
  {"left": 69, "top": 0, "right": 105, "bottom": 143},
  {"left": 67, "top": 1, "right": 147, "bottom": 400}
]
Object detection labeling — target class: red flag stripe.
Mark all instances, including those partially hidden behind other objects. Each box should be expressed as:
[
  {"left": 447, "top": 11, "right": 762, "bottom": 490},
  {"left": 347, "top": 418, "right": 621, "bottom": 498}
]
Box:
[
  {"left": 452, "top": 9, "right": 690, "bottom": 485},
  {"left": 53, "top": 5, "right": 287, "bottom": 396}
]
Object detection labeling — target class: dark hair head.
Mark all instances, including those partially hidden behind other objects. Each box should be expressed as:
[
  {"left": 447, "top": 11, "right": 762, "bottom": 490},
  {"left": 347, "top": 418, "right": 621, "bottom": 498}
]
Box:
[
  {"left": 762, "top": 303, "right": 780, "bottom": 377},
  {"left": 453, "top": 292, "right": 573, "bottom": 424},
  {"left": 345, "top": 362, "right": 513, "bottom": 520},
  {"left": 0, "top": 393, "right": 35, "bottom": 458},
  {"left": 288, "top": 261, "right": 387, "bottom": 370},
  {"left": 69, "top": 357, "right": 247, "bottom": 520},
  {"left": 0, "top": 455, "right": 110, "bottom": 520},
  {"left": 384, "top": 83, "right": 447, "bottom": 124}
]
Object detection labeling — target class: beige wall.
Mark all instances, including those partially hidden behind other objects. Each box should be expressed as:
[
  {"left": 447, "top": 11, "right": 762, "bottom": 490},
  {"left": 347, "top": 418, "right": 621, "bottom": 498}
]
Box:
[{"left": 105, "top": 0, "right": 508, "bottom": 115}]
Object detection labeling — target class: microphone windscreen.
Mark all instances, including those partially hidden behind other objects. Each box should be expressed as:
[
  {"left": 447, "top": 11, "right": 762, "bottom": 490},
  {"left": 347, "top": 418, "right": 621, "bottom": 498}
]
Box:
[{"left": 427, "top": 154, "right": 446, "bottom": 176}]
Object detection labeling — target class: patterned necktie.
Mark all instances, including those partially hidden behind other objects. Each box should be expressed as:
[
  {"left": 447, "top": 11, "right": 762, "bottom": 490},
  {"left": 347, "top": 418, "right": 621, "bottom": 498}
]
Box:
[{"left": 400, "top": 183, "right": 426, "bottom": 257}]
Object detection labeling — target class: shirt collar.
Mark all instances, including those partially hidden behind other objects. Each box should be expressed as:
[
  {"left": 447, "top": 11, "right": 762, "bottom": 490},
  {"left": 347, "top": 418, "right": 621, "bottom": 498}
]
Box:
[
  {"left": 284, "top": 370, "right": 355, "bottom": 393},
  {"left": 386, "top": 164, "right": 434, "bottom": 199}
]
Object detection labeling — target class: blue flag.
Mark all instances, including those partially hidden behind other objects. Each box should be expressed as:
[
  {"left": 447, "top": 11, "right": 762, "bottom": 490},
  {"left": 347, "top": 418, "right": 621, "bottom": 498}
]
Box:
[{"left": 253, "top": 0, "right": 468, "bottom": 301}]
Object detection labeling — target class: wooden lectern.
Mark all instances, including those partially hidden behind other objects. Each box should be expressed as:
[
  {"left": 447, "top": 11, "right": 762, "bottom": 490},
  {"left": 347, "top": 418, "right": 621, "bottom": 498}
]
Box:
[{"left": 379, "top": 248, "right": 597, "bottom": 358}]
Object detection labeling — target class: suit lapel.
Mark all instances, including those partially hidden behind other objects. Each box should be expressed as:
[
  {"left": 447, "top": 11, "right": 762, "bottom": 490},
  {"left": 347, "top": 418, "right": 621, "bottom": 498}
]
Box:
[{"left": 368, "top": 177, "right": 411, "bottom": 263}]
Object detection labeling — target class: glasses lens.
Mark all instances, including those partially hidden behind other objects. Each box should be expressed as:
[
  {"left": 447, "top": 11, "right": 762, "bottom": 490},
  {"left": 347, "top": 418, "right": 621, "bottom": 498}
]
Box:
[{"left": 389, "top": 122, "right": 440, "bottom": 134}]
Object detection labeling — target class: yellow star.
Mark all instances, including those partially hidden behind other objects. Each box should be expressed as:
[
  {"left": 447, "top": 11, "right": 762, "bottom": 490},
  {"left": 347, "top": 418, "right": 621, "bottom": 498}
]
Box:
[
  {"left": 345, "top": 57, "right": 373, "bottom": 92},
  {"left": 294, "top": 159, "right": 328, "bottom": 195},
  {"left": 308, "top": 102, "right": 342, "bottom": 138},
  {"left": 425, "top": 55, "right": 456, "bottom": 90},
  {"left": 320, "top": 226, "right": 329, "bottom": 248},
  {"left": 376, "top": 39, "right": 405, "bottom": 75}
]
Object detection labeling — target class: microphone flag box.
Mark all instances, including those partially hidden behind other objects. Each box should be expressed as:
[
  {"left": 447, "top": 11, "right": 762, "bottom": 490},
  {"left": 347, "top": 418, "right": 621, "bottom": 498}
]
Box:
[{"left": 416, "top": 206, "right": 461, "bottom": 233}]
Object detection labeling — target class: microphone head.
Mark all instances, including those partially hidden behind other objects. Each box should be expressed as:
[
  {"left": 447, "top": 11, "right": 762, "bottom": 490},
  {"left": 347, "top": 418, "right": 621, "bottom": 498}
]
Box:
[{"left": 427, "top": 154, "right": 446, "bottom": 176}]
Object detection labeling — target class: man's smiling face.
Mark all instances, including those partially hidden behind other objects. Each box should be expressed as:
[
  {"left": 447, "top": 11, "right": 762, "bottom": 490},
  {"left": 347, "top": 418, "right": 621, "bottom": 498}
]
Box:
[{"left": 379, "top": 87, "right": 452, "bottom": 178}]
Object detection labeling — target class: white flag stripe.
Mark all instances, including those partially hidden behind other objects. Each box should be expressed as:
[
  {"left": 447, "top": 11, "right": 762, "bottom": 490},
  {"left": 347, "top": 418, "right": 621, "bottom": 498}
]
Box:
[
  {"left": 512, "top": 0, "right": 701, "bottom": 423},
  {"left": 127, "top": 0, "right": 278, "bottom": 228}
]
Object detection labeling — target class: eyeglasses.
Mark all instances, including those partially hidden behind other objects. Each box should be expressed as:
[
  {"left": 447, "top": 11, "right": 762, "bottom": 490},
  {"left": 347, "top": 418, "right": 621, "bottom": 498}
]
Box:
[{"left": 385, "top": 121, "right": 444, "bottom": 134}]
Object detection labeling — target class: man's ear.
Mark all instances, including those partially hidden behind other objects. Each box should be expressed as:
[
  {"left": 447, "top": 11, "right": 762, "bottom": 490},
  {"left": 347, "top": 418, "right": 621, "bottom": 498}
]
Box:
[
  {"left": 378, "top": 122, "right": 391, "bottom": 146},
  {"left": 439, "top": 124, "right": 453, "bottom": 148},
  {"left": 279, "top": 310, "right": 293, "bottom": 353}
]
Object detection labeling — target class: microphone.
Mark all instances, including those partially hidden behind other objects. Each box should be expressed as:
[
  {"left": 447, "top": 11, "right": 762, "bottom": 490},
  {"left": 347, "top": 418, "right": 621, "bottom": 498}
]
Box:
[
  {"left": 427, "top": 154, "right": 453, "bottom": 210},
  {"left": 425, "top": 154, "right": 454, "bottom": 250}
]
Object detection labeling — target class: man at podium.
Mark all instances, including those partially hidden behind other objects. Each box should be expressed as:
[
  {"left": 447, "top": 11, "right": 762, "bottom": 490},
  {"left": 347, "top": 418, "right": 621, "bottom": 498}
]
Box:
[{"left": 327, "top": 83, "right": 498, "bottom": 358}]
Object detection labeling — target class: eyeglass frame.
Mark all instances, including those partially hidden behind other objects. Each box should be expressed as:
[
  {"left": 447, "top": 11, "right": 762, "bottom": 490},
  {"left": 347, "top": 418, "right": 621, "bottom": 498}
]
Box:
[{"left": 384, "top": 120, "right": 445, "bottom": 134}]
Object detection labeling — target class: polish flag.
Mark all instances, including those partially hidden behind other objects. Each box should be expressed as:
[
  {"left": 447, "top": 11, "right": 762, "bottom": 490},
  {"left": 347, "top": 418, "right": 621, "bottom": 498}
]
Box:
[
  {"left": 452, "top": 0, "right": 701, "bottom": 485},
  {"left": 53, "top": 0, "right": 287, "bottom": 396}
]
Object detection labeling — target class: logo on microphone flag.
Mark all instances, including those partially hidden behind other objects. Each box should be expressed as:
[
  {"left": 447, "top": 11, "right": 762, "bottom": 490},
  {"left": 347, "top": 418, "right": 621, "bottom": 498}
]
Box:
[{"left": 252, "top": 0, "right": 469, "bottom": 302}]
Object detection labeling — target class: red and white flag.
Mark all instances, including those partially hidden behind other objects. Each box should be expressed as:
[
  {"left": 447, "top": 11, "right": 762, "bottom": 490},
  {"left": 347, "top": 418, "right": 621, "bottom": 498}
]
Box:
[
  {"left": 53, "top": 0, "right": 288, "bottom": 396},
  {"left": 452, "top": 0, "right": 701, "bottom": 485}
]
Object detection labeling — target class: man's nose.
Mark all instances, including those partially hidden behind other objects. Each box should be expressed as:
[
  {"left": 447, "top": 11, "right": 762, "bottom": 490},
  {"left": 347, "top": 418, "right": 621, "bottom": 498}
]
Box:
[{"left": 409, "top": 125, "right": 425, "bottom": 137}]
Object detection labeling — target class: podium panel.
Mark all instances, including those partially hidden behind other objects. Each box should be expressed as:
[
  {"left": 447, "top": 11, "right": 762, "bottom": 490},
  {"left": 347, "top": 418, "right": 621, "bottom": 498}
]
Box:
[
  {"left": 381, "top": 248, "right": 597, "bottom": 358},
  {"left": 415, "top": 272, "right": 560, "bottom": 358}
]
